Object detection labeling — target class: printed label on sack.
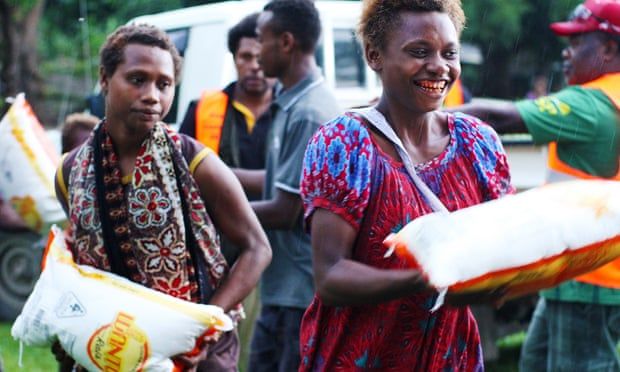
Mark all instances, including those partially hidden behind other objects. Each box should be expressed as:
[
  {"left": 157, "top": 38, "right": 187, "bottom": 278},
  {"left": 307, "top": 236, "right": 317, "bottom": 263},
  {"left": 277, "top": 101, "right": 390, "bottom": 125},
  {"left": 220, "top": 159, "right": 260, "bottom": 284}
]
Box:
[
  {"left": 87, "top": 312, "right": 149, "bottom": 372},
  {"left": 55, "top": 292, "right": 86, "bottom": 318}
]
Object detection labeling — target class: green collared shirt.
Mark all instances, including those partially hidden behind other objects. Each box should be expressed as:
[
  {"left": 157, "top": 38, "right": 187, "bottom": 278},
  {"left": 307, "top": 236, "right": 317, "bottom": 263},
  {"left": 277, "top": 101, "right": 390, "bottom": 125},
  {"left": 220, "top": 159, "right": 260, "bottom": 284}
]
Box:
[{"left": 516, "top": 85, "right": 620, "bottom": 304}]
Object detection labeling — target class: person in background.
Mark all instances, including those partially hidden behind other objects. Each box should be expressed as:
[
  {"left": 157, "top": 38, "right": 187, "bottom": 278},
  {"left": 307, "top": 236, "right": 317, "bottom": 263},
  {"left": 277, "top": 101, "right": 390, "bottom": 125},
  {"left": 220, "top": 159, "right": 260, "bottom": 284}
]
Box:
[
  {"left": 525, "top": 74, "right": 549, "bottom": 100},
  {"left": 443, "top": 77, "right": 472, "bottom": 107},
  {"left": 298, "top": 0, "right": 514, "bottom": 370},
  {"left": 0, "top": 195, "right": 30, "bottom": 231},
  {"left": 448, "top": 0, "right": 620, "bottom": 369},
  {"left": 179, "top": 12, "right": 274, "bottom": 200},
  {"left": 60, "top": 112, "right": 99, "bottom": 154},
  {"left": 53, "top": 23, "right": 271, "bottom": 371},
  {"left": 236, "top": 0, "right": 341, "bottom": 370}
]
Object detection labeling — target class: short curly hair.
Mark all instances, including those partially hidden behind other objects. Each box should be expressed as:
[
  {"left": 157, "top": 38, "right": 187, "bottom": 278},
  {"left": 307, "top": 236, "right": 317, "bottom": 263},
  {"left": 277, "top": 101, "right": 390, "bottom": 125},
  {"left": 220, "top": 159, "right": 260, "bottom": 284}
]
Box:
[
  {"left": 99, "top": 24, "right": 183, "bottom": 83},
  {"left": 358, "top": 0, "right": 465, "bottom": 51}
]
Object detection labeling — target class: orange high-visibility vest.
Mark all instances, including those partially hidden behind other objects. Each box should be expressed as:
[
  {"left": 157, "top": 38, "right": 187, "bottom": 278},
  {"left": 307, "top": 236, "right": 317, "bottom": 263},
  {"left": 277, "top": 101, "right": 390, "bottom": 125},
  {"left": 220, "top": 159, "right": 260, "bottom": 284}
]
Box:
[
  {"left": 546, "top": 73, "right": 620, "bottom": 288},
  {"left": 443, "top": 78, "right": 465, "bottom": 107},
  {"left": 195, "top": 90, "right": 229, "bottom": 154}
]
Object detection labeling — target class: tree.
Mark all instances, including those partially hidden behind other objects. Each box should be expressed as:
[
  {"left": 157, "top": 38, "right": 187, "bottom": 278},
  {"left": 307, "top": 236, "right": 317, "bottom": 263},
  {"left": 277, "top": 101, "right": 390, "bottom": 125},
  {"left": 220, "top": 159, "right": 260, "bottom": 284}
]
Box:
[
  {"left": 33, "top": 0, "right": 208, "bottom": 125},
  {"left": 0, "top": 0, "right": 45, "bottom": 116},
  {"left": 462, "top": 0, "right": 581, "bottom": 99}
]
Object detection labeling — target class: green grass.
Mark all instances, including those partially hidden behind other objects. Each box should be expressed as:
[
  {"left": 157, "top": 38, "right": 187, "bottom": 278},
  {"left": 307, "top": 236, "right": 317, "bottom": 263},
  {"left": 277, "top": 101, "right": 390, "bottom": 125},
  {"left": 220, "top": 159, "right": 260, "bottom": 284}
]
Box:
[
  {"left": 0, "top": 291, "right": 259, "bottom": 372},
  {"left": 0, "top": 322, "right": 57, "bottom": 371},
  {"left": 486, "top": 331, "right": 525, "bottom": 372}
]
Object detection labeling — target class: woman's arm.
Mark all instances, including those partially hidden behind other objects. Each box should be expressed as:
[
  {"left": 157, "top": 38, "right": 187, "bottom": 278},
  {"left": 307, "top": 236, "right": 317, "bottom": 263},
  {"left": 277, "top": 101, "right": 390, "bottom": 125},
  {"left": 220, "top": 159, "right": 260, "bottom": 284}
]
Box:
[
  {"left": 193, "top": 153, "right": 272, "bottom": 312},
  {"left": 311, "top": 208, "right": 432, "bottom": 306}
]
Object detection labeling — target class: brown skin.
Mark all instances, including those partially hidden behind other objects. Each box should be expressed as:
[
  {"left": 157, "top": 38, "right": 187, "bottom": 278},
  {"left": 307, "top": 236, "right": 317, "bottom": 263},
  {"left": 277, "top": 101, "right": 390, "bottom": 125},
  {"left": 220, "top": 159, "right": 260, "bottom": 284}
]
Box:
[
  {"left": 0, "top": 198, "right": 30, "bottom": 231},
  {"left": 446, "top": 31, "right": 620, "bottom": 135},
  {"left": 237, "top": 10, "right": 319, "bottom": 230},
  {"left": 54, "top": 43, "right": 271, "bottom": 370},
  {"left": 367, "top": 11, "right": 458, "bottom": 163},
  {"left": 310, "top": 11, "right": 505, "bottom": 307},
  {"left": 62, "top": 128, "right": 93, "bottom": 154},
  {"left": 233, "top": 36, "right": 274, "bottom": 116}
]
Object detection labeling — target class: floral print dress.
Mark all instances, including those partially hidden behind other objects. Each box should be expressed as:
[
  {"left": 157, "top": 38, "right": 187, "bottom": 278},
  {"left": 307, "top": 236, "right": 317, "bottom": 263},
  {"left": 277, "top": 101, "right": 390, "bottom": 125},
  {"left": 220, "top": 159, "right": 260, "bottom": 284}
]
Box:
[{"left": 299, "top": 112, "right": 514, "bottom": 371}]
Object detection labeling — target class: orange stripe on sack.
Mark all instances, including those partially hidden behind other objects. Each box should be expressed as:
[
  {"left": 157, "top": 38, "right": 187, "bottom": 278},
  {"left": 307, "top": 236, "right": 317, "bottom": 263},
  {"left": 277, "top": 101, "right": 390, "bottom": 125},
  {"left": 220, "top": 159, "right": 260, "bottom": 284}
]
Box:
[{"left": 450, "top": 233, "right": 620, "bottom": 296}]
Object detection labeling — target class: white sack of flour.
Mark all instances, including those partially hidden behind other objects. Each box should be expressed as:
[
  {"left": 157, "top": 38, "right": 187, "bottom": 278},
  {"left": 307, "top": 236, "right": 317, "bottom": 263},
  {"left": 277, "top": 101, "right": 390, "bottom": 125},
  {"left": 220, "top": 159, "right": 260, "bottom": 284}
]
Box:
[
  {"left": 384, "top": 180, "right": 620, "bottom": 300},
  {"left": 12, "top": 226, "right": 233, "bottom": 372},
  {"left": 0, "top": 93, "right": 65, "bottom": 234}
]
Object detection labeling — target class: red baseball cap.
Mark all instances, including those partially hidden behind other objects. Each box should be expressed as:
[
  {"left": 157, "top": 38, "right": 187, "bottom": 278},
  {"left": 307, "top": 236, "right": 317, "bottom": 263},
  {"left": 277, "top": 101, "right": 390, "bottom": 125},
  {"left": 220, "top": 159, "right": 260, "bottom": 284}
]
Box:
[{"left": 550, "top": 0, "right": 620, "bottom": 36}]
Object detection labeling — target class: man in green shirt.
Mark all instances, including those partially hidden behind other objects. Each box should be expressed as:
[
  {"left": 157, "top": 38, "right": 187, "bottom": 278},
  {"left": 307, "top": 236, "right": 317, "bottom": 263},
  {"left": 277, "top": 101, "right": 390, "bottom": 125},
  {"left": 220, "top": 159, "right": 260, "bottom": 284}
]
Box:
[{"left": 450, "top": 0, "right": 620, "bottom": 370}]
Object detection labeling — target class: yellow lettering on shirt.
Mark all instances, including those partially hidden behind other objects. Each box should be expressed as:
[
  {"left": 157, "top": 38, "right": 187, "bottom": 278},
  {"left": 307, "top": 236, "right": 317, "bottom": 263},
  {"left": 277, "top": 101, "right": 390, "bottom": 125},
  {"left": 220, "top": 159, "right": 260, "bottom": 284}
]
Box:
[{"left": 534, "top": 97, "right": 571, "bottom": 116}]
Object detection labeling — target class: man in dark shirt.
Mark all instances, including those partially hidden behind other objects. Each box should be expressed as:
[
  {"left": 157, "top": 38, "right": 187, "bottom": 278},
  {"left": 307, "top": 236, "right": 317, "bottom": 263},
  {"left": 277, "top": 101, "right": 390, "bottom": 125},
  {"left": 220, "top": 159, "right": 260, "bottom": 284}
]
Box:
[{"left": 179, "top": 13, "right": 274, "bottom": 177}]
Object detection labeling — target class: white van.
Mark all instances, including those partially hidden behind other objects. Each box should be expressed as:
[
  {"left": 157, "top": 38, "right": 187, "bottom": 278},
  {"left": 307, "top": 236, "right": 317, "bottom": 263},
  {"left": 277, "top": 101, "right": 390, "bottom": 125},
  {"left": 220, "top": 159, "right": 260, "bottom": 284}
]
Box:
[{"left": 127, "top": 0, "right": 380, "bottom": 128}]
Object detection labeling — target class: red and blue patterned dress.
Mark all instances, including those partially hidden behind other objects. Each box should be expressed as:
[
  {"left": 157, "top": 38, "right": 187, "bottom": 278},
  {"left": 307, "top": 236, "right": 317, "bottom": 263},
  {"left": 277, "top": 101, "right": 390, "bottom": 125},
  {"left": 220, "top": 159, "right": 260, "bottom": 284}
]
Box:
[{"left": 299, "top": 111, "right": 514, "bottom": 371}]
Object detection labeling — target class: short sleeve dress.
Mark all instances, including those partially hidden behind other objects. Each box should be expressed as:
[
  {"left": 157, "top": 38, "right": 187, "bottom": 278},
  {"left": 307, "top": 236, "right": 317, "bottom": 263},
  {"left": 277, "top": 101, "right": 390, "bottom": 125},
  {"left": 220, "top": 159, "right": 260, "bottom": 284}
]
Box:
[{"left": 299, "top": 111, "right": 514, "bottom": 371}]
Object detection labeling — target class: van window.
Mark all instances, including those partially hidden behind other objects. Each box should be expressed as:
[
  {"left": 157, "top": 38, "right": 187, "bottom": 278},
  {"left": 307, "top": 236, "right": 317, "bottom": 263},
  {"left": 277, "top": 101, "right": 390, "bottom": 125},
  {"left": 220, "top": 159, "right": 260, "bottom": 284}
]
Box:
[
  {"left": 163, "top": 28, "right": 189, "bottom": 124},
  {"left": 167, "top": 28, "right": 189, "bottom": 56},
  {"left": 334, "top": 28, "right": 365, "bottom": 88}
]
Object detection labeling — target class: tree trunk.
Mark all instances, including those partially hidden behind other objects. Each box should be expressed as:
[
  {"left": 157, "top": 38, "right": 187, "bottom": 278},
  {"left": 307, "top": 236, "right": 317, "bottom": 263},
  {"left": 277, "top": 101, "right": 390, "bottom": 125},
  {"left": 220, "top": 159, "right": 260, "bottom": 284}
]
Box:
[{"left": 0, "top": 0, "right": 45, "bottom": 116}]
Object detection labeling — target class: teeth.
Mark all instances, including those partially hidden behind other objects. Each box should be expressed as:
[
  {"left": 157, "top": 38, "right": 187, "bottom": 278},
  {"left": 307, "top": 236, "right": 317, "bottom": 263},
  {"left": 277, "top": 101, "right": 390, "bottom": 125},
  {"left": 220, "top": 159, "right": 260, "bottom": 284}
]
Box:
[{"left": 417, "top": 80, "right": 447, "bottom": 91}]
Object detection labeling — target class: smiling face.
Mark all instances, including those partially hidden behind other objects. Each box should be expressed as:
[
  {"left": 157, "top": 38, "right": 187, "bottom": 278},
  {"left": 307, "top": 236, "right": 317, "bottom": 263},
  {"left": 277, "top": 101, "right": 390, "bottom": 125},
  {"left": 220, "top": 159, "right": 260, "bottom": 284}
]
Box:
[
  {"left": 367, "top": 11, "right": 460, "bottom": 113},
  {"left": 561, "top": 33, "right": 608, "bottom": 85},
  {"left": 100, "top": 43, "right": 175, "bottom": 136}
]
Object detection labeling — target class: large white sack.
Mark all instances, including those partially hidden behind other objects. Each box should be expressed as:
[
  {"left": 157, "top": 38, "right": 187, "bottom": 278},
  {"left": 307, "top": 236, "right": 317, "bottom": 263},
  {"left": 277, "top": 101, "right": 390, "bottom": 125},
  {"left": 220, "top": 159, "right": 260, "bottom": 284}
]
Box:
[
  {"left": 0, "top": 93, "right": 65, "bottom": 234},
  {"left": 11, "top": 226, "right": 233, "bottom": 372},
  {"left": 384, "top": 180, "right": 620, "bottom": 300}
]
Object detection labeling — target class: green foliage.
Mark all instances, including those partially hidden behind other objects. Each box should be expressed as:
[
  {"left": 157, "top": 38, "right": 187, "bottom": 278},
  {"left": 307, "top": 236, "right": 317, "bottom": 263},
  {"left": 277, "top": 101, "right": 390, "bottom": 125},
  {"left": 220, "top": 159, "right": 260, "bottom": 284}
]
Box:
[
  {"left": 460, "top": 0, "right": 582, "bottom": 98},
  {"left": 34, "top": 0, "right": 214, "bottom": 120},
  {"left": 463, "top": 1, "right": 532, "bottom": 50},
  {"left": 5, "top": 0, "right": 39, "bottom": 19},
  {"left": 496, "top": 330, "right": 527, "bottom": 349}
]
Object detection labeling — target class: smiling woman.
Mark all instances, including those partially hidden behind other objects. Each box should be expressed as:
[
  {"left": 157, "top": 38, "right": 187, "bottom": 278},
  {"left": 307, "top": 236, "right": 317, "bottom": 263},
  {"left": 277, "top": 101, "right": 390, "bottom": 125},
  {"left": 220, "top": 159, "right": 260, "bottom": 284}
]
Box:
[{"left": 297, "top": 0, "right": 515, "bottom": 370}]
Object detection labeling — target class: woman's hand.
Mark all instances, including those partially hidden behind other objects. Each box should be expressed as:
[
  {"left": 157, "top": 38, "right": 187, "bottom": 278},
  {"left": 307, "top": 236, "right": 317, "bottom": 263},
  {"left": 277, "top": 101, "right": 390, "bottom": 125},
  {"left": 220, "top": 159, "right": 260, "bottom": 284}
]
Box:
[{"left": 172, "top": 343, "right": 210, "bottom": 372}]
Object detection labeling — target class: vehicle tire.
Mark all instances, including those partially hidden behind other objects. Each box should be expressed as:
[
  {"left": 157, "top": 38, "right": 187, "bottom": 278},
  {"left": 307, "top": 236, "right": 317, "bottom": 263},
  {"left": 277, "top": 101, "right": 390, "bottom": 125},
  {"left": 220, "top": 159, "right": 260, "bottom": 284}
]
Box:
[{"left": 0, "top": 231, "right": 42, "bottom": 321}]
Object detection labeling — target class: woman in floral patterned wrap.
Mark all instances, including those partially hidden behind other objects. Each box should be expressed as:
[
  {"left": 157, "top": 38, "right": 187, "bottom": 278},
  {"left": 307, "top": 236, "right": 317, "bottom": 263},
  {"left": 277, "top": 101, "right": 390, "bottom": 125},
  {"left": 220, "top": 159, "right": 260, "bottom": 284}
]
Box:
[
  {"left": 298, "top": 0, "right": 514, "bottom": 370},
  {"left": 53, "top": 24, "right": 271, "bottom": 372}
]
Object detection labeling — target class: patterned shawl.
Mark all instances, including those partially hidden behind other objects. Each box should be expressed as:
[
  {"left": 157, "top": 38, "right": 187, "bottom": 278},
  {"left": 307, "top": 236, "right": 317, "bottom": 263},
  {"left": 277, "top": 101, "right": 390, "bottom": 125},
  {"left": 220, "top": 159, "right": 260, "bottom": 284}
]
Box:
[{"left": 67, "top": 121, "right": 229, "bottom": 305}]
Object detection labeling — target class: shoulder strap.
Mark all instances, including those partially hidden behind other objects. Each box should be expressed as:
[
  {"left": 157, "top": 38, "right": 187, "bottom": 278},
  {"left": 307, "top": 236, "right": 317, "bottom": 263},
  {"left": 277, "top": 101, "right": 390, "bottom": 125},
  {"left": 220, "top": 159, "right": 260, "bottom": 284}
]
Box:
[{"left": 349, "top": 107, "right": 449, "bottom": 214}]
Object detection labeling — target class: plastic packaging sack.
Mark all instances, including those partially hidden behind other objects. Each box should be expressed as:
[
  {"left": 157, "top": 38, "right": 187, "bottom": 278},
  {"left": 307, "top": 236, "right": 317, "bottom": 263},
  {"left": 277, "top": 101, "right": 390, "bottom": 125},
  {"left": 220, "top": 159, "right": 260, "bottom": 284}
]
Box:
[
  {"left": 11, "top": 226, "right": 233, "bottom": 372},
  {"left": 384, "top": 180, "right": 620, "bottom": 304},
  {"left": 0, "top": 93, "right": 65, "bottom": 234}
]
